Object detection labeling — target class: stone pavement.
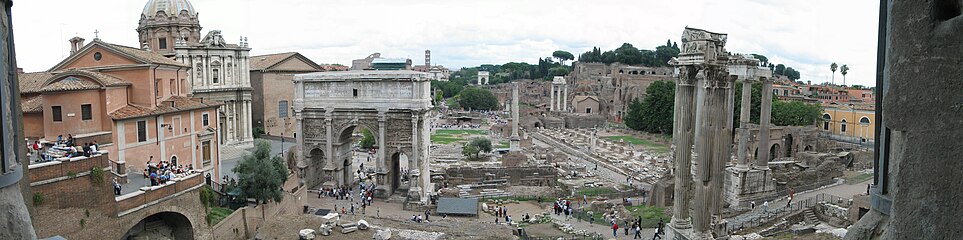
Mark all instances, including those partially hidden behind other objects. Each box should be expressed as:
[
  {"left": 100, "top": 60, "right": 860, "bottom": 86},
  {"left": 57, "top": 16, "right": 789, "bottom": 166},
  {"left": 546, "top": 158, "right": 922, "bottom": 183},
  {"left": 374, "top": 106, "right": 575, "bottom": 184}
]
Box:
[{"left": 725, "top": 179, "right": 870, "bottom": 230}]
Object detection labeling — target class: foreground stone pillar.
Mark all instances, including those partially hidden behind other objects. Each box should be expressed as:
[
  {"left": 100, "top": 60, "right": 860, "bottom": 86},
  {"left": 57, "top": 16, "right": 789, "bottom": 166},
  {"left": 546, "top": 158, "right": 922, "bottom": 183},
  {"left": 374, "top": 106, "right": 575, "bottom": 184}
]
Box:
[
  {"left": 691, "top": 67, "right": 732, "bottom": 238},
  {"left": 510, "top": 83, "right": 521, "bottom": 151},
  {"left": 670, "top": 65, "right": 697, "bottom": 230},
  {"left": 549, "top": 85, "right": 556, "bottom": 111},
  {"left": 755, "top": 78, "right": 773, "bottom": 169},
  {"left": 377, "top": 112, "right": 386, "bottom": 182},
  {"left": 562, "top": 85, "right": 568, "bottom": 112},
  {"left": 736, "top": 79, "right": 752, "bottom": 169}
]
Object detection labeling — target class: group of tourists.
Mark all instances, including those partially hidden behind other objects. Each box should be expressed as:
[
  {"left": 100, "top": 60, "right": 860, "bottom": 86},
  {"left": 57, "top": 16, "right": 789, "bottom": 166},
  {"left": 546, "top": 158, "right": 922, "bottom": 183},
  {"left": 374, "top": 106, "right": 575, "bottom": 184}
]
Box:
[
  {"left": 145, "top": 156, "right": 195, "bottom": 187},
  {"left": 493, "top": 206, "right": 512, "bottom": 224},
  {"left": 553, "top": 198, "right": 575, "bottom": 220},
  {"left": 32, "top": 134, "right": 102, "bottom": 162},
  {"left": 611, "top": 217, "right": 664, "bottom": 239}
]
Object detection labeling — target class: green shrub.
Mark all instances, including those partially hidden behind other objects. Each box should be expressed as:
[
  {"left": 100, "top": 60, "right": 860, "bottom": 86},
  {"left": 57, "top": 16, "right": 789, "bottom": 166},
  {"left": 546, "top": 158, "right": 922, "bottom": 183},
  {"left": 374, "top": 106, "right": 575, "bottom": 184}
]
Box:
[
  {"left": 89, "top": 167, "right": 105, "bottom": 185},
  {"left": 32, "top": 193, "right": 44, "bottom": 206}
]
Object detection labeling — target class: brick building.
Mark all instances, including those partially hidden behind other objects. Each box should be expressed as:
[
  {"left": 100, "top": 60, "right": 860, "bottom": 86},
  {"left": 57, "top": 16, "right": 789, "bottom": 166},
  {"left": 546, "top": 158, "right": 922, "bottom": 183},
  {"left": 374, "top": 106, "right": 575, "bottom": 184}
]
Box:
[
  {"left": 19, "top": 38, "right": 222, "bottom": 181},
  {"left": 249, "top": 52, "right": 322, "bottom": 138}
]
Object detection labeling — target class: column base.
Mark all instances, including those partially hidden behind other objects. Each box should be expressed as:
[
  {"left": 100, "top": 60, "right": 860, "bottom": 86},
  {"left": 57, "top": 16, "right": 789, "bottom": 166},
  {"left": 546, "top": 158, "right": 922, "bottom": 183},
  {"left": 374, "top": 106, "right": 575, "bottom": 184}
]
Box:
[
  {"left": 724, "top": 167, "right": 776, "bottom": 207},
  {"left": 671, "top": 217, "right": 692, "bottom": 229}
]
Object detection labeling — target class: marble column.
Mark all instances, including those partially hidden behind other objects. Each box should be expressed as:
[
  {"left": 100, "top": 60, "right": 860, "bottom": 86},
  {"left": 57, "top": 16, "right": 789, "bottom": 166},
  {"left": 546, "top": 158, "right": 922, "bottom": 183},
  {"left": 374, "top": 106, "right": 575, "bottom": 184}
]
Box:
[
  {"left": 410, "top": 115, "right": 420, "bottom": 190},
  {"left": 755, "top": 78, "right": 773, "bottom": 169},
  {"left": 510, "top": 83, "right": 521, "bottom": 151},
  {"left": 245, "top": 100, "right": 253, "bottom": 141},
  {"left": 377, "top": 114, "right": 386, "bottom": 173},
  {"left": 691, "top": 67, "right": 731, "bottom": 238},
  {"left": 295, "top": 112, "right": 305, "bottom": 186},
  {"left": 324, "top": 112, "right": 333, "bottom": 183},
  {"left": 562, "top": 85, "right": 568, "bottom": 112},
  {"left": 736, "top": 79, "right": 752, "bottom": 169},
  {"left": 549, "top": 85, "right": 556, "bottom": 111},
  {"left": 419, "top": 115, "right": 431, "bottom": 204},
  {"left": 670, "top": 65, "right": 697, "bottom": 229}
]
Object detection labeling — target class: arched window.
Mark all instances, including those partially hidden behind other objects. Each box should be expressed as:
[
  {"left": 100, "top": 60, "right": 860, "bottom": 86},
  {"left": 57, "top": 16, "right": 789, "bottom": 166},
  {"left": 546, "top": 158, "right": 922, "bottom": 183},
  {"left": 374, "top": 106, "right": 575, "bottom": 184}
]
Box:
[
  {"left": 860, "top": 116, "right": 871, "bottom": 125},
  {"left": 823, "top": 114, "right": 832, "bottom": 130},
  {"left": 841, "top": 119, "right": 848, "bottom": 133}
]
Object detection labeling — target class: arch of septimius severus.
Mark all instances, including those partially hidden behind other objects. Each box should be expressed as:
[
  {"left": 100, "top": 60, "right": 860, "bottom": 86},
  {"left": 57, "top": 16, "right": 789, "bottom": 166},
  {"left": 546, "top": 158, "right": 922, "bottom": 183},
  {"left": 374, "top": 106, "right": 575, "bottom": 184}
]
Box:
[{"left": 292, "top": 70, "right": 432, "bottom": 204}]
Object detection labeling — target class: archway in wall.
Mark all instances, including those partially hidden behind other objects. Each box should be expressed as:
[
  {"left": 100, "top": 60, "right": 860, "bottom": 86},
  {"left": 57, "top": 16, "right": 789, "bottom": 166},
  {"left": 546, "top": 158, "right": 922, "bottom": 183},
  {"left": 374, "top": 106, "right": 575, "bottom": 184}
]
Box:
[
  {"left": 309, "top": 148, "right": 325, "bottom": 187},
  {"left": 770, "top": 144, "right": 780, "bottom": 161},
  {"left": 389, "top": 152, "right": 409, "bottom": 194},
  {"left": 336, "top": 126, "right": 359, "bottom": 186},
  {"left": 804, "top": 145, "right": 813, "bottom": 151},
  {"left": 170, "top": 156, "right": 178, "bottom": 167},
  {"left": 784, "top": 134, "right": 794, "bottom": 157},
  {"left": 123, "top": 211, "right": 194, "bottom": 240}
]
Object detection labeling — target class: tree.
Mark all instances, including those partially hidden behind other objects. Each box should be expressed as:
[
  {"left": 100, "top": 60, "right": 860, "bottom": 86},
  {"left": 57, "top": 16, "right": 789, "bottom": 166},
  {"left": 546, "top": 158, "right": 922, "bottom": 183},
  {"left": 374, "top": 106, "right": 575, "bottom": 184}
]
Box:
[
  {"left": 840, "top": 64, "right": 849, "bottom": 86},
  {"left": 784, "top": 67, "right": 801, "bottom": 80},
  {"left": 751, "top": 54, "right": 769, "bottom": 65},
  {"left": 654, "top": 45, "right": 680, "bottom": 67},
  {"left": 457, "top": 87, "right": 499, "bottom": 111},
  {"left": 549, "top": 66, "right": 570, "bottom": 76},
  {"left": 774, "top": 64, "right": 786, "bottom": 76},
  {"left": 771, "top": 100, "right": 822, "bottom": 126},
  {"left": 624, "top": 81, "right": 675, "bottom": 134},
  {"left": 552, "top": 50, "right": 575, "bottom": 65},
  {"left": 359, "top": 128, "right": 375, "bottom": 149},
  {"left": 462, "top": 138, "right": 492, "bottom": 160},
  {"left": 830, "top": 62, "right": 838, "bottom": 85},
  {"left": 462, "top": 144, "right": 480, "bottom": 160},
  {"left": 233, "top": 140, "right": 287, "bottom": 219},
  {"left": 851, "top": 85, "right": 866, "bottom": 90}
]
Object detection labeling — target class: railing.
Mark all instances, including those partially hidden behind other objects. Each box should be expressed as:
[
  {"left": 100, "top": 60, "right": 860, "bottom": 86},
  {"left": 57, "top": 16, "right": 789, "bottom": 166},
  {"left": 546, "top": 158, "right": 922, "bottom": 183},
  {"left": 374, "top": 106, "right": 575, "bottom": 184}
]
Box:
[
  {"left": 725, "top": 193, "right": 849, "bottom": 233},
  {"left": 113, "top": 172, "right": 204, "bottom": 216},
  {"left": 27, "top": 151, "right": 109, "bottom": 183}
]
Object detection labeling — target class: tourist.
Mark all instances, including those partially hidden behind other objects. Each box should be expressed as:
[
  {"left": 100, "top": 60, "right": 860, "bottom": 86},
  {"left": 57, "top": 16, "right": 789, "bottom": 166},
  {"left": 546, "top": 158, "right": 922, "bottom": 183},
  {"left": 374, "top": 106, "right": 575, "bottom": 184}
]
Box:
[
  {"left": 613, "top": 222, "right": 619, "bottom": 237},
  {"left": 113, "top": 177, "right": 122, "bottom": 195},
  {"left": 589, "top": 215, "right": 594, "bottom": 224},
  {"left": 56, "top": 135, "right": 63, "bottom": 144},
  {"left": 634, "top": 224, "right": 642, "bottom": 239},
  {"left": 495, "top": 216, "right": 499, "bottom": 224},
  {"left": 507, "top": 215, "right": 512, "bottom": 224},
  {"left": 412, "top": 215, "right": 417, "bottom": 222},
  {"left": 751, "top": 201, "right": 756, "bottom": 210},
  {"left": 425, "top": 209, "right": 431, "bottom": 221},
  {"left": 377, "top": 207, "right": 380, "bottom": 218},
  {"left": 624, "top": 220, "right": 630, "bottom": 236},
  {"left": 763, "top": 201, "right": 769, "bottom": 213}
]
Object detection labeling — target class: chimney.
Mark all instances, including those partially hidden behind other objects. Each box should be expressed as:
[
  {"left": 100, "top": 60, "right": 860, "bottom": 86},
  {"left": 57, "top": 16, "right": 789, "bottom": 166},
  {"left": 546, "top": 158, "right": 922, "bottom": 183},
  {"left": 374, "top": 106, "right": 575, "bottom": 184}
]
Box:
[
  {"left": 16, "top": 68, "right": 23, "bottom": 74},
  {"left": 69, "top": 36, "right": 85, "bottom": 55}
]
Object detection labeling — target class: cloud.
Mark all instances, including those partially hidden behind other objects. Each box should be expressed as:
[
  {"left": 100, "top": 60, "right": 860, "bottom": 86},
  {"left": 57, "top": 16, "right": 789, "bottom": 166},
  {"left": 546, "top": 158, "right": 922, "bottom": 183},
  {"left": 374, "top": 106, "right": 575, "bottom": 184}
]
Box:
[{"left": 11, "top": 0, "right": 878, "bottom": 86}]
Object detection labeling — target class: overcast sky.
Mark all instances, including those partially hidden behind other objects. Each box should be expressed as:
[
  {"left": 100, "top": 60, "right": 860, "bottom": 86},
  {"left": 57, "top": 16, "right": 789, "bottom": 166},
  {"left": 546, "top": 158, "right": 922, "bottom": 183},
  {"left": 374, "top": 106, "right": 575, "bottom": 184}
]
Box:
[{"left": 13, "top": 0, "right": 879, "bottom": 86}]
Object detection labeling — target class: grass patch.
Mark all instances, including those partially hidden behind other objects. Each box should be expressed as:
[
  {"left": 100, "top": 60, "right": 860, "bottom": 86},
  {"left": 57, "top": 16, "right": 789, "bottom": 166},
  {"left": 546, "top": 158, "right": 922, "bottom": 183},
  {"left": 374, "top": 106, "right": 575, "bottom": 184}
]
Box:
[
  {"left": 845, "top": 172, "right": 873, "bottom": 184},
  {"left": 431, "top": 129, "right": 488, "bottom": 144},
  {"left": 496, "top": 141, "right": 509, "bottom": 149},
  {"left": 625, "top": 205, "right": 668, "bottom": 228},
  {"left": 604, "top": 135, "right": 670, "bottom": 154},
  {"left": 576, "top": 187, "right": 618, "bottom": 196},
  {"left": 207, "top": 207, "right": 234, "bottom": 226}
]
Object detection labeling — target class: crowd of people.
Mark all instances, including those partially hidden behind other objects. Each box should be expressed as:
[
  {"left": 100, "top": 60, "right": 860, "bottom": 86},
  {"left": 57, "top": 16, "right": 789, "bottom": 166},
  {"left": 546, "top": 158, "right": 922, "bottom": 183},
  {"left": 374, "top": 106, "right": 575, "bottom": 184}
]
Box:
[
  {"left": 320, "top": 181, "right": 376, "bottom": 217},
  {"left": 30, "top": 134, "right": 102, "bottom": 163},
  {"left": 144, "top": 156, "right": 196, "bottom": 187}
]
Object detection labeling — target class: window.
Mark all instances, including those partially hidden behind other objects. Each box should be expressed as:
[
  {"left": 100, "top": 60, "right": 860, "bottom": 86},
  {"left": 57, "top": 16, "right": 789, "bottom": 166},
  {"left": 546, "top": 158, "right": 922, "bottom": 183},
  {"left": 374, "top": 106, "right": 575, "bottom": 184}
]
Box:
[
  {"left": 52, "top": 106, "right": 63, "bottom": 122},
  {"left": 586, "top": 108, "right": 592, "bottom": 114},
  {"left": 212, "top": 69, "right": 219, "bottom": 84},
  {"left": 202, "top": 113, "right": 210, "bottom": 126},
  {"left": 353, "top": 89, "right": 359, "bottom": 97},
  {"left": 137, "top": 120, "right": 148, "bottom": 142},
  {"left": 202, "top": 140, "right": 212, "bottom": 167},
  {"left": 170, "top": 79, "right": 175, "bottom": 94},
  {"left": 158, "top": 37, "right": 167, "bottom": 49},
  {"left": 860, "top": 116, "right": 871, "bottom": 125},
  {"left": 840, "top": 120, "right": 847, "bottom": 133},
  {"left": 278, "top": 101, "right": 289, "bottom": 118},
  {"left": 93, "top": 52, "right": 102, "bottom": 61},
  {"left": 81, "top": 104, "right": 92, "bottom": 120}
]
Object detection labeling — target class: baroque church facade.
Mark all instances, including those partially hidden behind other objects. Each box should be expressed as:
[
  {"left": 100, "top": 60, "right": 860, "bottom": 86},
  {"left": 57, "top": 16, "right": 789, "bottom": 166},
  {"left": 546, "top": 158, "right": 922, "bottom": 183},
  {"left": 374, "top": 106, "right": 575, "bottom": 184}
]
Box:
[{"left": 138, "top": 0, "right": 254, "bottom": 147}]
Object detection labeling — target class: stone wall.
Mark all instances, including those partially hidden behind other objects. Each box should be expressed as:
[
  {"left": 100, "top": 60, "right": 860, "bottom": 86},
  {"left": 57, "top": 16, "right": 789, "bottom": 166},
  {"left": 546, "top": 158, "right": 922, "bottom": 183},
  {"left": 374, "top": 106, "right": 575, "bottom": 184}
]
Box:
[
  {"left": 213, "top": 184, "right": 306, "bottom": 239},
  {"left": 562, "top": 114, "right": 606, "bottom": 129},
  {"left": 444, "top": 166, "right": 557, "bottom": 187}
]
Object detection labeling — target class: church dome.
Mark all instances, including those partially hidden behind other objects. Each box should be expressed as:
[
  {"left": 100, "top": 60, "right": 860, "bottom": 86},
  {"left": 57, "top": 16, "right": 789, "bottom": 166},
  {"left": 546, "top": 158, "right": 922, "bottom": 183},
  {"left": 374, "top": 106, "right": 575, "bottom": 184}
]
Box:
[{"left": 142, "top": 0, "right": 197, "bottom": 17}]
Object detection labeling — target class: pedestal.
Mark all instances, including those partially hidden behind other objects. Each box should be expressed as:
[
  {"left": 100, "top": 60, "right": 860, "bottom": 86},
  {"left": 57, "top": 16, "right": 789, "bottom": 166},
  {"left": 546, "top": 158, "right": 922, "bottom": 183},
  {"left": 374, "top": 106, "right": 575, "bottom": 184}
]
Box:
[{"left": 724, "top": 167, "right": 776, "bottom": 207}]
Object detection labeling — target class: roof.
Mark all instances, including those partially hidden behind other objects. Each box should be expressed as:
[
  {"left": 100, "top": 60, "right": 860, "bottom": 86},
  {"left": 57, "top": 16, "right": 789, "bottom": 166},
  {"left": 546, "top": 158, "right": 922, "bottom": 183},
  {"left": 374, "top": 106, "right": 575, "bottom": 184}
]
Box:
[
  {"left": 109, "top": 96, "right": 221, "bottom": 120},
  {"left": 142, "top": 0, "right": 196, "bottom": 17},
  {"left": 104, "top": 42, "right": 189, "bottom": 67},
  {"left": 21, "top": 96, "right": 42, "bottom": 113},
  {"left": 574, "top": 95, "right": 599, "bottom": 103},
  {"left": 436, "top": 197, "right": 478, "bottom": 215},
  {"left": 49, "top": 39, "right": 189, "bottom": 71},
  {"left": 371, "top": 58, "right": 408, "bottom": 64},
  {"left": 19, "top": 70, "right": 131, "bottom": 94},
  {"left": 249, "top": 52, "right": 321, "bottom": 71}
]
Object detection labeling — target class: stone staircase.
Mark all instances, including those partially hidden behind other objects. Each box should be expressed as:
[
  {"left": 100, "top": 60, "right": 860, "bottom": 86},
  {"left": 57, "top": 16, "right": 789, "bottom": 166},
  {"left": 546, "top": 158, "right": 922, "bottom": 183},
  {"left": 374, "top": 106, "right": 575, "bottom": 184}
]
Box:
[{"left": 802, "top": 209, "right": 819, "bottom": 225}]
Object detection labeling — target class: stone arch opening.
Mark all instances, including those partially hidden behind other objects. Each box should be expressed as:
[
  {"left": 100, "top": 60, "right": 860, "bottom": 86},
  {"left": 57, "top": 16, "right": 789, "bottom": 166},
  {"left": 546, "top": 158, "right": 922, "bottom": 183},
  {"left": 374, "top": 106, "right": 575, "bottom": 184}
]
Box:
[
  {"left": 784, "top": 134, "right": 794, "bottom": 157},
  {"left": 309, "top": 148, "right": 325, "bottom": 186},
  {"left": 770, "top": 143, "right": 780, "bottom": 161},
  {"left": 123, "top": 211, "right": 194, "bottom": 240},
  {"left": 804, "top": 145, "right": 813, "bottom": 151},
  {"left": 389, "top": 151, "right": 410, "bottom": 194}
]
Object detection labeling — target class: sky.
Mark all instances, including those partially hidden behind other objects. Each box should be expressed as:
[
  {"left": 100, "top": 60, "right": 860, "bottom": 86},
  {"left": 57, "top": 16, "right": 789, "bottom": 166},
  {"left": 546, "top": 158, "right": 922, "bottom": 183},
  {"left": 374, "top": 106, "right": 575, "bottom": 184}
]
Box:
[{"left": 13, "top": 0, "right": 879, "bottom": 87}]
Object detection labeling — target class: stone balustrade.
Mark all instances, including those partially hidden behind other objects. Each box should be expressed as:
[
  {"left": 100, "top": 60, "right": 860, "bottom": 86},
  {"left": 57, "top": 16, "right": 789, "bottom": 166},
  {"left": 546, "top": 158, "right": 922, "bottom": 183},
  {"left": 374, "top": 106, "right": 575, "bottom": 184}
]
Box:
[
  {"left": 28, "top": 151, "right": 110, "bottom": 183},
  {"left": 114, "top": 172, "right": 205, "bottom": 216}
]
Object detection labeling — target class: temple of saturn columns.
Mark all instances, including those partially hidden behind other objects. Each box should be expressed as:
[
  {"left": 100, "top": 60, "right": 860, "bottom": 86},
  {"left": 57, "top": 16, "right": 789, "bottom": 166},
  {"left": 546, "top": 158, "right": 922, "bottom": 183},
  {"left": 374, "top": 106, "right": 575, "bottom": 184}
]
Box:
[
  {"left": 293, "top": 70, "right": 433, "bottom": 204},
  {"left": 667, "top": 27, "right": 736, "bottom": 240},
  {"left": 724, "top": 54, "right": 777, "bottom": 207}
]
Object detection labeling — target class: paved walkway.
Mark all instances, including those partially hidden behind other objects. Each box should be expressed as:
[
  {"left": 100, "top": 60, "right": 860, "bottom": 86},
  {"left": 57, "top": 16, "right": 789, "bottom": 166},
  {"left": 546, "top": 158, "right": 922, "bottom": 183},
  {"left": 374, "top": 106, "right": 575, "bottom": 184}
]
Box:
[{"left": 726, "top": 179, "right": 871, "bottom": 228}]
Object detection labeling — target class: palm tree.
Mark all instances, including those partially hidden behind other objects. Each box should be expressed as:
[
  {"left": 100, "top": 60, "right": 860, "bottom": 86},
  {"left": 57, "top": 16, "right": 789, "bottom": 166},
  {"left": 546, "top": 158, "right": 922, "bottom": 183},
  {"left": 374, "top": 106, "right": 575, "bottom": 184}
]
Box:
[
  {"left": 830, "top": 62, "right": 838, "bottom": 85},
  {"left": 840, "top": 65, "right": 849, "bottom": 86}
]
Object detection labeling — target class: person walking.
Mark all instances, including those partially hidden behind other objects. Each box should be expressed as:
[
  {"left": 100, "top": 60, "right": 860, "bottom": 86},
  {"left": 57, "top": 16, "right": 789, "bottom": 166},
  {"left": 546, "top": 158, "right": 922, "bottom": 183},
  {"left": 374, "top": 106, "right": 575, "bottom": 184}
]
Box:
[
  {"left": 613, "top": 222, "right": 619, "bottom": 237},
  {"left": 750, "top": 201, "right": 756, "bottom": 210},
  {"left": 624, "top": 220, "right": 630, "bottom": 236},
  {"left": 634, "top": 224, "right": 642, "bottom": 239}
]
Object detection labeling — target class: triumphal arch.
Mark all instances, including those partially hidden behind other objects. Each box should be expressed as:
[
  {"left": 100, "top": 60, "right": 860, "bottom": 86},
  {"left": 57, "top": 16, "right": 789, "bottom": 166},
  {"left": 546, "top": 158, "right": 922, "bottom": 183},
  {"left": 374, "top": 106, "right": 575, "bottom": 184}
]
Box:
[{"left": 293, "top": 70, "right": 432, "bottom": 203}]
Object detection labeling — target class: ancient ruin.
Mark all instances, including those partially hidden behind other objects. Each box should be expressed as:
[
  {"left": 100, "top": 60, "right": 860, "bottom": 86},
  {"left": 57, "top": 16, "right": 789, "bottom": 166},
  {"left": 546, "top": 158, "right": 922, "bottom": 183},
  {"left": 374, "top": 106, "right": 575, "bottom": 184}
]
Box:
[{"left": 293, "top": 70, "right": 433, "bottom": 204}]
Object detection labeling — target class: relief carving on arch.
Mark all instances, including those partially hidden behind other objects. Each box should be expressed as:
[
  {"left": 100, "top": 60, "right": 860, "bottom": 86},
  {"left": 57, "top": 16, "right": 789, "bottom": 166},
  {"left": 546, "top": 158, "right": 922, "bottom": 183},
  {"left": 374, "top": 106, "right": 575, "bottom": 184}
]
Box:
[
  {"left": 386, "top": 117, "right": 413, "bottom": 144},
  {"left": 303, "top": 119, "right": 325, "bottom": 141}
]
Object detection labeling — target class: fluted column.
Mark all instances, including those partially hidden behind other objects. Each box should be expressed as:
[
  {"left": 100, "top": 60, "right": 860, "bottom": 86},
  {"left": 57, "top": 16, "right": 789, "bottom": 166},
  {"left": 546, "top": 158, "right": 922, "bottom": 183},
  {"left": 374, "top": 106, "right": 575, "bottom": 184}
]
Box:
[
  {"left": 510, "top": 83, "right": 521, "bottom": 151},
  {"left": 670, "top": 66, "right": 697, "bottom": 229},
  {"left": 295, "top": 112, "right": 305, "bottom": 186},
  {"left": 755, "top": 78, "right": 773, "bottom": 169},
  {"left": 549, "top": 85, "right": 556, "bottom": 111},
  {"left": 562, "top": 85, "right": 568, "bottom": 112},
  {"left": 377, "top": 113, "right": 386, "bottom": 173},
  {"left": 736, "top": 79, "right": 752, "bottom": 169},
  {"left": 691, "top": 67, "right": 732, "bottom": 238}
]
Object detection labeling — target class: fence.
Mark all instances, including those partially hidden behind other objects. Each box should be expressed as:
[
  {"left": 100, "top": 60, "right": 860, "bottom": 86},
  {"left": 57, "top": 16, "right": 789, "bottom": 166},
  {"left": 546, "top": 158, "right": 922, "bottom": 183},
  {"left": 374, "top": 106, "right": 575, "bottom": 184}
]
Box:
[{"left": 725, "top": 193, "right": 849, "bottom": 233}]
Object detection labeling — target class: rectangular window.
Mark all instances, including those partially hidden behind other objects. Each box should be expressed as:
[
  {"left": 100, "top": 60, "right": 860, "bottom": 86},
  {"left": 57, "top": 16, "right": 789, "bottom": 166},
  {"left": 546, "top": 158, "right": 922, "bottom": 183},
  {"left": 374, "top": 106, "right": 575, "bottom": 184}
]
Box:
[
  {"left": 202, "top": 113, "right": 210, "bottom": 126},
  {"left": 278, "top": 101, "right": 289, "bottom": 118},
  {"left": 52, "top": 106, "right": 63, "bottom": 122},
  {"left": 170, "top": 79, "right": 175, "bottom": 95},
  {"left": 353, "top": 89, "right": 359, "bottom": 97},
  {"left": 212, "top": 69, "right": 219, "bottom": 84},
  {"left": 158, "top": 37, "right": 167, "bottom": 49},
  {"left": 81, "top": 104, "right": 92, "bottom": 120},
  {"left": 137, "top": 120, "right": 147, "bottom": 142},
  {"left": 202, "top": 140, "right": 212, "bottom": 167}
]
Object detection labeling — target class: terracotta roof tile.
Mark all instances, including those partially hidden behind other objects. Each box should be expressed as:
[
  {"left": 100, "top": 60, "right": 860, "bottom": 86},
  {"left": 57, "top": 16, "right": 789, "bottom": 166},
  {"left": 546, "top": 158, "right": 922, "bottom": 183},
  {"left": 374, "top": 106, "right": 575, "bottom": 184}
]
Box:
[
  {"left": 21, "top": 96, "right": 42, "bottom": 113},
  {"left": 40, "top": 77, "right": 102, "bottom": 92},
  {"left": 250, "top": 52, "right": 298, "bottom": 70},
  {"left": 109, "top": 96, "right": 220, "bottom": 120},
  {"left": 19, "top": 70, "right": 130, "bottom": 94},
  {"left": 18, "top": 72, "right": 56, "bottom": 94},
  {"left": 104, "top": 42, "right": 189, "bottom": 67}
]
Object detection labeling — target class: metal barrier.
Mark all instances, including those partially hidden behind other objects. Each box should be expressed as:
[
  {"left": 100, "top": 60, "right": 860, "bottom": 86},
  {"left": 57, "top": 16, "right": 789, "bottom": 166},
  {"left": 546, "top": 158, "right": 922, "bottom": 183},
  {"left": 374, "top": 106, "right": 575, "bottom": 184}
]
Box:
[{"left": 725, "top": 193, "right": 849, "bottom": 233}]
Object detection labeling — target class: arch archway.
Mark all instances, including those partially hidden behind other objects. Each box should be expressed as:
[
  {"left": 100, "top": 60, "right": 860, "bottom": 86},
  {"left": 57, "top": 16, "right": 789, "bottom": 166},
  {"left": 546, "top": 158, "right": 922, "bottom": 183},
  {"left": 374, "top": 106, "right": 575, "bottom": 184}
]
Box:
[
  {"left": 770, "top": 143, "right": 780, "bottom": 161},
  {"left": 123, "top": 211, "right": 194, "bottom": 240},
  {"left": 823, "top": 113, "right": 832, "bottom": 130}
]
